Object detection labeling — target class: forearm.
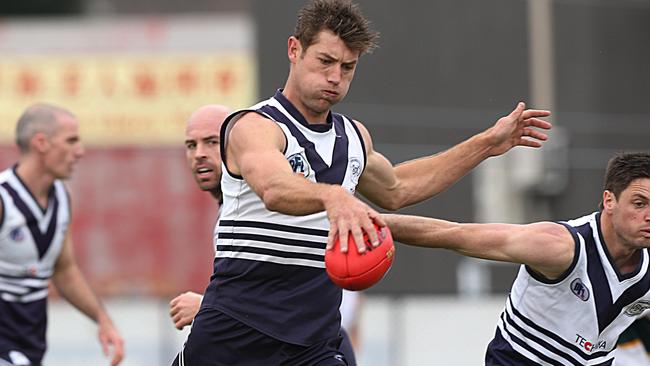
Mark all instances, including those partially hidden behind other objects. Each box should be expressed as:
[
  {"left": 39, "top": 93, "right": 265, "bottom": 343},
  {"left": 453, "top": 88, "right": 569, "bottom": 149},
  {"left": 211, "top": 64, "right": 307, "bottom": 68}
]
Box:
[
  {"left": 52, "top": 265, "right": 111, "bottom": 324},
  {"left": 259, "top": 173, "right": 347, "bottom": 216},
  {"left": 393, "top": 132, "right": 493, "bottom": 206},
  {"left": 383, "top": 214, "right": 516, "bottom": 261},
  {"left": 383, "top": 214, "right": 461, "bottom": 248}
]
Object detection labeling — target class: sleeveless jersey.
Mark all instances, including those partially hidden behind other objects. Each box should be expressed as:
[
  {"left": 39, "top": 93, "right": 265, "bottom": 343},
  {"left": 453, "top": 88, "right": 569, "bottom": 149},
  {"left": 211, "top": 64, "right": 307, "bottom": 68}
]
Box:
[
  {"left": 486, "top": 212, "right": 650, "bottom": 366},
  {"left": 201, "top": 90, "right": 367, "bottom": 345},
  {"left": 0, "top": 166, "right": 70, "bottom": 364}
]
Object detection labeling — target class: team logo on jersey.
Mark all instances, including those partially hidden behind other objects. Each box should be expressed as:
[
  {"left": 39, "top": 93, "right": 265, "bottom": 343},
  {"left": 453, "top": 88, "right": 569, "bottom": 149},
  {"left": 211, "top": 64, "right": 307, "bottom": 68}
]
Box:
[
  {"left": 625, "top": 299, "right": 650, "bottom": 316},
  {"left": 9, "top": 350, "right": 31, "bottom": 365},
  {"left": 288, "top": 153, "right": 310, "bottom": 177},
  {"left": 570, "top": 278, "right": 590, "bottom": 301},
  {"left": 349, "top": 158, "right": 362, "bottom": 184},
  {"left": 9, "top": 227, "right": 24, "bottom": 242}
]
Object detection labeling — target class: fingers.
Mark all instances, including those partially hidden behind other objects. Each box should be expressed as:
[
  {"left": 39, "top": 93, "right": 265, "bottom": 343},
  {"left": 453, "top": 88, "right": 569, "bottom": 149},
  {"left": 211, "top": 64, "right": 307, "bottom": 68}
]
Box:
[
  {"left": 330, "top": 210, "right": 381, "bottom": 254},
  {"left": 325, "top": 189, "right": 382, "bottom": 254},
  {"left": 170, "top": 305, "right": 179, "bottom": 317},
  {"left": 370, "top": 211, "right": 386, "bottom": 228},
  {"left": 169, "top": 296, "right": 180, "bottom": 307},
  {"left": 521, "top": 109, "right": 551, "bottom": 120},
  {"left": 364, "top": 210, "right": 382, "bottom": 248},
  {"left": 525, "top": 117, "right": 552, "bottom": 130},
  {"left": 523, "top": 128, "right": 548, "bottom": 141},
  {"left": 350, "top": 226, "right": 366, "bottom": 254},
  {"left": 174, "top": 314, "right": 190, "bottom": 330},
  {"left": 518, "top": 138, "right": 543, "bottom": 148},
  {"left": 100, "top": 333, "right": 110, "bottom": 356},
  {"left": 339, "top": 228, "right": 350, "bottom": 253},
  {"left": 326, "top": 225, "right": 338, "bottom": 251},
  {"left": 110, "top": 338, "right": 125, "bottom": 366},
  {"left": 508, "top": 102, "right": 526, "bottom": 118}
]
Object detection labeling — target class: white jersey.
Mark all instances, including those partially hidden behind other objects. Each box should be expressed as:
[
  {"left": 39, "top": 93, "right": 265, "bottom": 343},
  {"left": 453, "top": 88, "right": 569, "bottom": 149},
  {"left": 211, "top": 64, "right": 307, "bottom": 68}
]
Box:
[
  {"left": 0, "top": 165, "right": 70, "bottom": 363},
  {"left": 487, "top": 212, "right": 650, "bottom": 366},
  {"left": 202, "top": 89, "right": 367, "bottom": 345}
]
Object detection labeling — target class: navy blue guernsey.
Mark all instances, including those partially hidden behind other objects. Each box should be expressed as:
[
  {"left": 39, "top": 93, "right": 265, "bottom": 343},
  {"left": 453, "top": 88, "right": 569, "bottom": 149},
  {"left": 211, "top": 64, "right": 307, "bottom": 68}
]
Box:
[{"left": 201, "top": 90, "right": 367, "bottom": 345}]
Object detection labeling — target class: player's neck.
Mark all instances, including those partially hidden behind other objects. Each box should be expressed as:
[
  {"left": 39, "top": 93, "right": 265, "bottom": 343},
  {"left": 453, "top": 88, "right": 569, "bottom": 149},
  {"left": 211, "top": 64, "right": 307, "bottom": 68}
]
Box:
[
  {"left": 600, "top": 213, "right": 641, "bottom": 274},
  {"left": 281, "top": 87, "right": 330, "bottom": 125},
  {"left": 15, "top": 158, "right": 55, "bottom": 203}
]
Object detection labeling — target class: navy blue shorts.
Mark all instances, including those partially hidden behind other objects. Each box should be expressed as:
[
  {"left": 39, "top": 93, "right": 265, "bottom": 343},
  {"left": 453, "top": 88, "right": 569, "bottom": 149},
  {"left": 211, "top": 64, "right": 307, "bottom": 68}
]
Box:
[
  {"left": 338, "top": 329, "right": 356, "bottom": 366},
  {"left": 171, "top": 308, "right": 348, "bottom": 366}
]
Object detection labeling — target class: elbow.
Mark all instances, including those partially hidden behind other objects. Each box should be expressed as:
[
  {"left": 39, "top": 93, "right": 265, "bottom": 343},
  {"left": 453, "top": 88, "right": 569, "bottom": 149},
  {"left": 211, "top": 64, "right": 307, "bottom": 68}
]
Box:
[
  {"left": 381, "top": 199, "right": 403, "bottom": 212},
  {"left": 375, "top": 194, "right": 408, "bottom": 212}
]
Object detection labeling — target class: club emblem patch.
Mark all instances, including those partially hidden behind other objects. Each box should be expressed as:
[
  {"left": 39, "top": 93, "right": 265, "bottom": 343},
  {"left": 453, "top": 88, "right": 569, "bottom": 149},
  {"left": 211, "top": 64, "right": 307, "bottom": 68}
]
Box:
[
  {"left": 570, "top": 278, "right": 590, "bottom": 301},
  {"left": 625, "top": 300, "right": 650, "bottom": 316},
  {"left": 288, "top": 153, "right": 311, "bottom": 177},
  {"left": 349, "top": 158, "right": 362, "bottom": 184},
  {"left": 10, "top": 227, "right": 24, "bottom": 242}
]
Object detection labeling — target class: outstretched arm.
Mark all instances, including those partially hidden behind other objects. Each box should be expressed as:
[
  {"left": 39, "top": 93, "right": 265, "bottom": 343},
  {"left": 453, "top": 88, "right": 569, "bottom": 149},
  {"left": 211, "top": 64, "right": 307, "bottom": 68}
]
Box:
[
  {"left": 52, "top": 234, "right": 125, "bottom": 366},
  {"left": 357, "top": 102, "right": 551, "bottom": 210},
  {"left": 383, "top": 214, "right": 575, "bottom": 280},
  {"left": 169, "top": 291, "right": 203, "bottom": 330}
]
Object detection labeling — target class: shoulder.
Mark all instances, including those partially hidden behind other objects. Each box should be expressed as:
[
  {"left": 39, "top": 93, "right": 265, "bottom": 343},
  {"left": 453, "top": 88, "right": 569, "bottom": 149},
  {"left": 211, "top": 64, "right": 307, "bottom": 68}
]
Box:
[
  {"left": 226, "top": 111, "right": 286, "bottom": 152},
  {"left": 230, "top": 112, "right": 284, "bottom": 139},
  {"left": 528, "top": 221, "right": 575, "bottom": 245},
  {"left": 347, "top": 119, "right": 373, "bottom": 153}
]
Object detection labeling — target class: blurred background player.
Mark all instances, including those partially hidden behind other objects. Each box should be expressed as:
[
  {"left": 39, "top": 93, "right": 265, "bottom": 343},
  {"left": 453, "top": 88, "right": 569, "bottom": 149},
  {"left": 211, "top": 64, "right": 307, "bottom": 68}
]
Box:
[
  {"left": 174, "top": 0, "right": 551, "bottom": 365},
  {"left": 0, "top": 104, "right": 124, "bottom": 366},
  {"left": 383, "top": 152, "right": 650, "bottom": 365},
  {"left": 169, "top": 104, "right": 230, "bottom": 329}
]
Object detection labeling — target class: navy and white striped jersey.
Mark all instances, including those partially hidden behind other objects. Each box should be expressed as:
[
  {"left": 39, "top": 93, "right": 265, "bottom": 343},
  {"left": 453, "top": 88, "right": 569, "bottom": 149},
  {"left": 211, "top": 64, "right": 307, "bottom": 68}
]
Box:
[
  {"left": 201, "top": 90, "right": 367, "bottom": 345},
  {"left": 0, "top": 166, "right": 70, "bottom": 365},
  {"left": 487, "top": 212, "right": 650, "bottom": 366}
]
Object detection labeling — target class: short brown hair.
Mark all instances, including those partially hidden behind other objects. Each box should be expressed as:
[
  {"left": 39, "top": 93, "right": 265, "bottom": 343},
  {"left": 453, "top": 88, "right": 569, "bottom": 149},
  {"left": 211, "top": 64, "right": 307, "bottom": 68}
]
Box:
[
  {"left": 600, "top": 152, "right": 650, "bottom": 209},
  {"left": 293, "top": 0, "right": 379, "bottom": 55}
]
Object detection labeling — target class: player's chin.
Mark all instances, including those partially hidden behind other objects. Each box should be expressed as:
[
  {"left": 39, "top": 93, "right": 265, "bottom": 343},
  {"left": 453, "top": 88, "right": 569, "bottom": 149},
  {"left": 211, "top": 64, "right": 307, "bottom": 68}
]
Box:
[
  {"left": 198, "top": 181, "right": 219, "bottom": 192},
  {"left": 57, "top": 168, "right": 74, "bottom": 180}
]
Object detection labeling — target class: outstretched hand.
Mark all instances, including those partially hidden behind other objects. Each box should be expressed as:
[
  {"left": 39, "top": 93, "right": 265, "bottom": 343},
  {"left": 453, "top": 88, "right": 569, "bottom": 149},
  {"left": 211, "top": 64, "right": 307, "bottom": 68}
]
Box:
[
  {"left": 486, "top": 102, "right": 552, "bottom": 157},
  {"left": 97, "top": 316, "right": 124, "bottom": 366}
]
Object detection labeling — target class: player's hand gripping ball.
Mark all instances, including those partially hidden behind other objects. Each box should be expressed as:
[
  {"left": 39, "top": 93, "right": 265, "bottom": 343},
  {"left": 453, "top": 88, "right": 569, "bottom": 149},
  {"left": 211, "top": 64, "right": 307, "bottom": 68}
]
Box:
[{"left": 325, "top": 224, "right": 395, "bottom": 291}]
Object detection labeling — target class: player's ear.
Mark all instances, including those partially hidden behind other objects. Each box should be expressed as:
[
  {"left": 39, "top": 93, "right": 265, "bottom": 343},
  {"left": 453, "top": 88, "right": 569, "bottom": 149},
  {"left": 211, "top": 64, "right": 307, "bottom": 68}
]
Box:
[
  {"left": 31, "top": 132, "right": 50, "bottom": 153},
  {"left": 288, "top": 36, "right": 301, "bottom": 62},
  {"left": 602, "top": 190, "right": 616, "bottom": 212}
]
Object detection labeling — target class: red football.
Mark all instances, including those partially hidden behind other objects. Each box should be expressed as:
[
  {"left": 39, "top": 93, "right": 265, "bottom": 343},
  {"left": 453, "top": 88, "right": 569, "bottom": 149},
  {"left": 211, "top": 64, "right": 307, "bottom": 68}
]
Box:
[{"left": 325, "top": 224, "right": 395, "bottom": 291}]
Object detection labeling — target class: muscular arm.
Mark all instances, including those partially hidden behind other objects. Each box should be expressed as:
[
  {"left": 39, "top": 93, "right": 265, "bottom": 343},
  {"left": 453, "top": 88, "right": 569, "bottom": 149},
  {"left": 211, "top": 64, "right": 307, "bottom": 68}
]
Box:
[
  {"left": 356, "top": 103, "right": 551, "bottom": 210},
  {"left": 226, "top": 113, "right": 385, "bottom": 251},
  {"left": 227, "top": 113, "right": 342, "bottom": 215},
  {"left": 52, "top": 234, "right": 124, "bottom": 365},
  {"left": 383, "top": 214, "right": 575, "bottom": 280}
]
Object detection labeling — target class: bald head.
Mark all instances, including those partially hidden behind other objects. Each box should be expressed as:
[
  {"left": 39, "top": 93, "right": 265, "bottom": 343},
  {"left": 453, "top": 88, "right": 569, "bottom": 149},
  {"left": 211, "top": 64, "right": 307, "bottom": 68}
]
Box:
[
  {"left": 187, "top": 105, "right": 231, "bottom": 130},
  {"left": 185, "top": 105, "right": 231, "bottom": 202},
  {"left": 16, "top": 103, "right": 75, "bottom": 153}
]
